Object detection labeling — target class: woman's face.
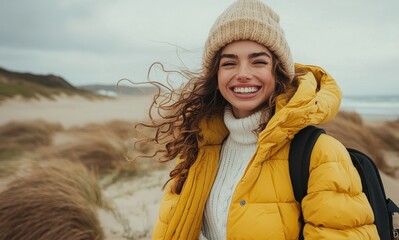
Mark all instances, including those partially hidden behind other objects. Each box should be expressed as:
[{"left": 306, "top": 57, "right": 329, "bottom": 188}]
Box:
[{"left": 217, "top": 40, "right": 276, "bottom": 118}]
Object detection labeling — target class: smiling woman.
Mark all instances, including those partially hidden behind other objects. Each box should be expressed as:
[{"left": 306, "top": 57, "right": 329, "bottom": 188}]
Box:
[{"left": 136, "top": 0, "right": 379, "bottom": 239}]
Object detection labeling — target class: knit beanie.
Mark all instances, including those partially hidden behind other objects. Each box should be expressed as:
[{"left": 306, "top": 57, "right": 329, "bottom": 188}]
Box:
[{"left": 203, "top": 0, "right": 295, "bottom": 80}]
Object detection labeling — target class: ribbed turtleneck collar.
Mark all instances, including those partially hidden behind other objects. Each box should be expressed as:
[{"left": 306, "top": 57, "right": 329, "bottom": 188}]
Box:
[{"left": 223, "top": 106, "right": 263, "bottom": 145}]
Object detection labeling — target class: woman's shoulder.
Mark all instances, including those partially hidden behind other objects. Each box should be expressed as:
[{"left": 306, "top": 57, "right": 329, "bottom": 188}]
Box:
[
  {"left": 307, "top": 132, "right": 364, "bottom": 195},
  {"left": 309, "top": 133, "right": 351, "bottom": 168}
]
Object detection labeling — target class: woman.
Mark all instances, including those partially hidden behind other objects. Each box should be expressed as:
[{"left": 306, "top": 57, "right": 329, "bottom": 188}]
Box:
[{"left": 147, "top": 0, "right": 378, "bottom": 239}]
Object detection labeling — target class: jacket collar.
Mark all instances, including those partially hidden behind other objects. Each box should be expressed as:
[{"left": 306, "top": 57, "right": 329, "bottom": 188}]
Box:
[{"left": 255, "top": 63, "right": 342, "bottom": 165}]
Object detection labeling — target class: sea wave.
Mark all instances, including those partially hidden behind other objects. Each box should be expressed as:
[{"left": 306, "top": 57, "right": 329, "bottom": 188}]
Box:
[{"left": 340, "top": 95, "right": 399, "bottom": 120}]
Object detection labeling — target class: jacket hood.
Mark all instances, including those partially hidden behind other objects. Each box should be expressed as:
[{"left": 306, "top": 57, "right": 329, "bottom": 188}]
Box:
[{"left": 198, "top": 64, "right": 342, "bottom": 162}]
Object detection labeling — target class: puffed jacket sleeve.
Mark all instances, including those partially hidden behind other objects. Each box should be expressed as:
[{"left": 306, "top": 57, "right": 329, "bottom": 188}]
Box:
[{"left": 301, "top": 134, "right": 379, "bottom": 239}]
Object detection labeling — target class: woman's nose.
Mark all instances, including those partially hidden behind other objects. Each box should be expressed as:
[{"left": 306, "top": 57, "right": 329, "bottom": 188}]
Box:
[{"left": 236, "top": 64, "right": 251, "bottom": 81}]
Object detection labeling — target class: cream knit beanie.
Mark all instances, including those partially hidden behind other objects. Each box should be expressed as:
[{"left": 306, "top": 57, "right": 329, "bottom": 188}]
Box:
[{"left": 203, "top": 0, "right": 294, "bottom": 80}]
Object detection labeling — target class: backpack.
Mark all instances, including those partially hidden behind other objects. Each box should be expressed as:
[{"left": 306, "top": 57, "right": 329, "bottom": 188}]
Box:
[{"left": 289, "top": 125, "right": 399, "bottom": 240}]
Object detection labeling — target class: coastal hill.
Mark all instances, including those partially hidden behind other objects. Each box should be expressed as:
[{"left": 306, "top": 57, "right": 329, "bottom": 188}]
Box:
[
  {"left": 0, "top": 67, "right": 95, "bottom": 101},
  {"left": 0, "top": 67, "right": 158, "bottom": 101},
  {"left": 0, "top": 67, "right": 76, "bottom": 90}
]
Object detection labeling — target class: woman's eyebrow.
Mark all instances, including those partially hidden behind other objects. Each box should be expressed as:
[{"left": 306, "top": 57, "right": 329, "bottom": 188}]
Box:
[
  {"left": 220, "top": 52, "right": 272, "bottom": 60},
  {"left": 220, "top": 53, "right": 237, "bottom": 60},
  {"left": 249, "top": 52, "right": 271, "bottom": 59}
]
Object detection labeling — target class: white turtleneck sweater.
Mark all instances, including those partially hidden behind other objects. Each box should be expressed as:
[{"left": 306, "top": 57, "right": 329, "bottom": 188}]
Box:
[{"left": 200, "top": 106, "right": 263, "bottom": 240}]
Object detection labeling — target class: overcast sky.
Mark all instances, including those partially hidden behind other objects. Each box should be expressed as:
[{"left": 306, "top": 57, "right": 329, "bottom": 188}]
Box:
[{"left": 0, "top": 0, "right": 398, "bottom": 96}]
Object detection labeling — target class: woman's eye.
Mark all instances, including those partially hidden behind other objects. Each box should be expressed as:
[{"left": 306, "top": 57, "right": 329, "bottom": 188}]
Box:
[
  {"left": 253, "top": 61, "right": 268, "bottom": 65},
  {"left": 221, "top": 62, "right": 235, "bottom": 67}
]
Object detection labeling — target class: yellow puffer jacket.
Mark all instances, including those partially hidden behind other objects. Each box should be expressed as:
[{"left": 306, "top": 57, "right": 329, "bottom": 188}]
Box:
[{"left": 152, "top": 64, "right": 379, "bottom": 240}]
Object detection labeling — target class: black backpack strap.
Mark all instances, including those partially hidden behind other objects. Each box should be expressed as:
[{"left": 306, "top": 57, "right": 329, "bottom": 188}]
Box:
[
  {"left": 289, "top": 125, "right": 325, "bottom": 240},
  {"left": 387, "top": 198, "right": 399, "bottom": 214}
]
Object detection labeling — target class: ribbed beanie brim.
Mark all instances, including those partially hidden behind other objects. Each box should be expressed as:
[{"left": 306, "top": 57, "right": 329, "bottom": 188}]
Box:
[{"left": 203, "top": 0, "right": 294, "bottom": 80}]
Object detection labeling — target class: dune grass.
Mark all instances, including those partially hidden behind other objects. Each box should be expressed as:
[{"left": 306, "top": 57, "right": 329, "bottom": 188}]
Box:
[
  {"left": 369, "top": 119, "right": 399, "bottom": 151},
  {"left": 0, "top": 119, "right": 154, "bottom": 239},
  {"left": 0, "top": 120, "right": 62, "bottom": 150},
  {"left": 321, "top": 111, "right": 397, "bottom": 176},
  {"left": 51, "top": 133, "right": 128, "bottom": 175},
  {"left": 0, "top": 113, "right": 397, "bottom": 179},
  {"left": 0, "top": 160, "right": 106, "bottom": 240},
  {"left": 0, "top": 120, "right": 62, "bottom": 162}
]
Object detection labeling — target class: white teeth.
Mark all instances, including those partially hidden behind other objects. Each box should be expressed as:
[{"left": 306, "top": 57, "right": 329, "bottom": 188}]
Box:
[{"left": 233, "top": 87, "right": 258, "bottom": 93}]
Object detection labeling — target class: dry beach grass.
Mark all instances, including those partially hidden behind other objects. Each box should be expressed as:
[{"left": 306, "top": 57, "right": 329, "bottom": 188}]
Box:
[
  {"left": 0, "top": 161, "right": 106, "bottom": 240},
  {"left": 0, "top": 95, "right": 397, "bottom": 239}
]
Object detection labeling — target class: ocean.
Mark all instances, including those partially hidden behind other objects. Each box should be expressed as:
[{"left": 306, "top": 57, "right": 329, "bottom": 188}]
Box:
[{"left": 340, "top": 95, "right": 399, "bottom": 121}]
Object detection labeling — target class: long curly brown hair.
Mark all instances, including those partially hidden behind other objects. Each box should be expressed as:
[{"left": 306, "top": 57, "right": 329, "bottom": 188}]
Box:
[{"left": 138, "top": 48, "right": 296, "bottom": 194}]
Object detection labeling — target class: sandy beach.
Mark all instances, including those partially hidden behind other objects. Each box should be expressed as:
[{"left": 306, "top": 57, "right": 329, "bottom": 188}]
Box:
[
  {"left": 0, "top": 95, "right": 153, "bottom": 128},
  {"left": 0, "top": 95, "right": 398, "bottom": 239}
]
